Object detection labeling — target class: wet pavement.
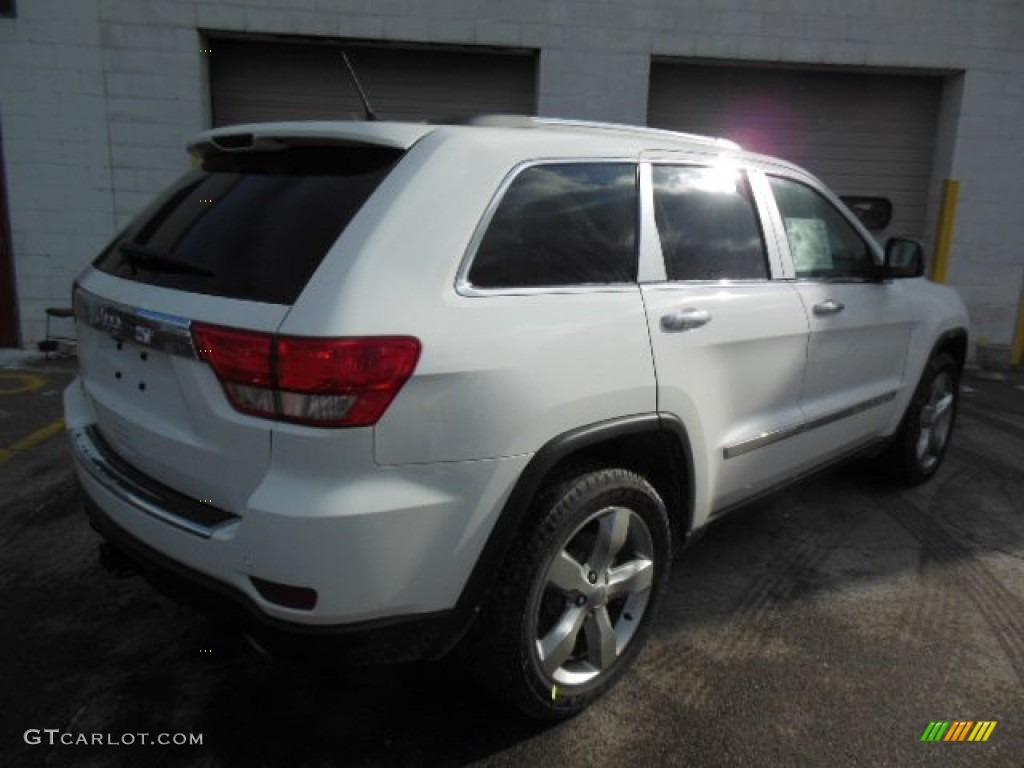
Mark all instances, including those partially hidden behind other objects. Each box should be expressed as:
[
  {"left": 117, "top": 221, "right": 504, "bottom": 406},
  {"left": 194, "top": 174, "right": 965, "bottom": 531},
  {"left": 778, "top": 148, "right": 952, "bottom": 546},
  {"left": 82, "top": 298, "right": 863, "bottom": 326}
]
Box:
[{"left": 0, "top": 356, "right": 1021, "bottom": 767}]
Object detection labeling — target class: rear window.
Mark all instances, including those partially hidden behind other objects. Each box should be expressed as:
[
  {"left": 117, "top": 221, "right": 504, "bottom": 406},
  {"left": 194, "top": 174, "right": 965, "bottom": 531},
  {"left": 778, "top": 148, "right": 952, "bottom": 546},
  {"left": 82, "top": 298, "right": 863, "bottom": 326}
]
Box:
[{"left": 94, "top": 146, "right": 403, "bottom": 305}]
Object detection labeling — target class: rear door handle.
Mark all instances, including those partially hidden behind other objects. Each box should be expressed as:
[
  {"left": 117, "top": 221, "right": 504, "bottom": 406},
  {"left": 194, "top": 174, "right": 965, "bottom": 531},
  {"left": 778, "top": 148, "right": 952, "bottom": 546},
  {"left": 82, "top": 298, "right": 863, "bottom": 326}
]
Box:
[
  {"left": 661, "top": 308, "right": 711, "bottom": 332},
  {"left": 813, "top": 299, "right": 845, "bottom": 316}
]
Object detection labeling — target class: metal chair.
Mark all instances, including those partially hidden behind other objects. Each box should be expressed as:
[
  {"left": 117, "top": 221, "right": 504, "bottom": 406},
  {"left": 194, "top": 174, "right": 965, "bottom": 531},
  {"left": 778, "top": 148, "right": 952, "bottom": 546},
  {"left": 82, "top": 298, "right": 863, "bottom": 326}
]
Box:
[{"left": 39, "top": 306, "right": 75, "bottom": 359}]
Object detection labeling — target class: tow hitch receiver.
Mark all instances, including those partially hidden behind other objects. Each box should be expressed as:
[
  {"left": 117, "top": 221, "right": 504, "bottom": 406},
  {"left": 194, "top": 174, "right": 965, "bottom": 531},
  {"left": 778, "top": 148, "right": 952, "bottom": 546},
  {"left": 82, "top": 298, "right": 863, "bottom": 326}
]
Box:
[{"left": 99, "top": 541, "right": 138, "bottom": 578}]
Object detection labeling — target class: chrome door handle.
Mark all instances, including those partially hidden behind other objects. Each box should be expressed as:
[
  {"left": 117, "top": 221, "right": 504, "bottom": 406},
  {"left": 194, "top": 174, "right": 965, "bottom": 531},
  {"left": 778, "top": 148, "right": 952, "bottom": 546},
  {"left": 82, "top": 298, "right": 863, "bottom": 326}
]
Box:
[
  {"left": 813, "top": 299, "right": 845, "bottom": 316},
  {"left": 661, "top": 308, "right": 711, "bottom": 332}
]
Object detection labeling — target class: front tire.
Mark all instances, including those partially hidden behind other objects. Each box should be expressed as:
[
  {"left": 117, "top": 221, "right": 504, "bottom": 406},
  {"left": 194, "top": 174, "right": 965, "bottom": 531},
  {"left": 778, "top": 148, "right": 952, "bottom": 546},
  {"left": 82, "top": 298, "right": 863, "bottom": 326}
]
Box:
[
  {"left": 885, "top": 352, "right": 960, "bottom": 483},
  {"left": 466, "top": 467, "right": 671, "bottom": 720}
]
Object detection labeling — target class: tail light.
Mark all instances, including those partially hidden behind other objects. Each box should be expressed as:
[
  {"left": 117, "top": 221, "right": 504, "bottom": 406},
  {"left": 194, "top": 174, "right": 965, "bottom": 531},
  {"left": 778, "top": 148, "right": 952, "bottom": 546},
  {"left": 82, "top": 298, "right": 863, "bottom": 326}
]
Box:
[
  {"left": 191, "top": 325, "right": 275, "bottom": 419},
  {"left": 192, "top": 323, "right": 420, "bottom": 428}
]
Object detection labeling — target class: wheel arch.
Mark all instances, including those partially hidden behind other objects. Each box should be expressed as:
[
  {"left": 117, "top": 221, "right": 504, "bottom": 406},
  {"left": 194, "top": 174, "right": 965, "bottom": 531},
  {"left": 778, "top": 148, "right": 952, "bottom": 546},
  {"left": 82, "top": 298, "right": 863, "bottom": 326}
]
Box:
[
  {"left": 931, "top": 327, "right": 968, "bottom": 371},
  {"left": 880, "top": 327, "right": 965, "bottom": 484},
  {"left": 455, "top": 413, "right": 695, "bottom": 617}
]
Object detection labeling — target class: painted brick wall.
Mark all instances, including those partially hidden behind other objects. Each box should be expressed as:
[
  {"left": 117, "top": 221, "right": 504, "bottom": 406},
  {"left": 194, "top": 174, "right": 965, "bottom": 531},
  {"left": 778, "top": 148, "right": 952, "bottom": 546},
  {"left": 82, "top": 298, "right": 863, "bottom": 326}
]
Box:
[
  {"left": 1, "top": 0, "right": 1022, "bottom": 350},
  {"left": 0, "top": 0, "right": 110, "bottom": 346}
]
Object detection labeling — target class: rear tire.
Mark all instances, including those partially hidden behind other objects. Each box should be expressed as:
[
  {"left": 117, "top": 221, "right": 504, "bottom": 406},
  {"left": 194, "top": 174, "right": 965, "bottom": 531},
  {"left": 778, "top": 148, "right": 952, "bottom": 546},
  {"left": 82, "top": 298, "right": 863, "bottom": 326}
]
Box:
[
  {"left": 464, "top": 467, "right": 671, "bottom": 720},
  {"left": 884, "top": 352, "right": 960, "bottom": 484}
]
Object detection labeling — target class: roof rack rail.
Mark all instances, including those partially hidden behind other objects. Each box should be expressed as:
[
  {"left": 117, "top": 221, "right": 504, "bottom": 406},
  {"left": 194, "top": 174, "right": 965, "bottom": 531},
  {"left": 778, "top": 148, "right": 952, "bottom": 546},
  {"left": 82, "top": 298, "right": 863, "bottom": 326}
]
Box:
[{"left": 461, "top": 114, "right": 741, "bottom": 150}]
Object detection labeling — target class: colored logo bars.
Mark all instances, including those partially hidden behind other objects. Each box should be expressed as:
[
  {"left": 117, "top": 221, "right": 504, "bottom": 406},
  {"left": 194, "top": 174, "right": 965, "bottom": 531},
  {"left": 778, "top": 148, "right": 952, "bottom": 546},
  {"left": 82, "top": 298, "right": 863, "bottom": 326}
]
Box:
[{"left": 921, "top": 721, "right": 997, "bottom": 742}]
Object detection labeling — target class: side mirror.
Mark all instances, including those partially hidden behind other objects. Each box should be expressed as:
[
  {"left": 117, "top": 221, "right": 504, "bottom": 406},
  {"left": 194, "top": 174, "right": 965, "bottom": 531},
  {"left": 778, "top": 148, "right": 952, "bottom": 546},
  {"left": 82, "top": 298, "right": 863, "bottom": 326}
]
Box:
[
  {"left": 883, "top": 237, "right": 925, "bottom": 279},
  {"left": 841, "top": 196, "right": 893, "bottom": 231}
]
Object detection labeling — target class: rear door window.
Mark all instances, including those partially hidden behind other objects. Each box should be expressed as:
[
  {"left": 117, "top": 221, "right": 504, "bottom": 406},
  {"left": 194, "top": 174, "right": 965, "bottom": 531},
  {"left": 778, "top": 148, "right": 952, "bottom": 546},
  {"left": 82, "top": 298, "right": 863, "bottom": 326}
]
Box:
[
  {"left": 467, "top": 163, "right": 638, "bottom": 289},
  {"left": 652, "top": 165, "right": 768, "bottom": 281},
  {"left": 94, "top": 146, "right": 403, "bottom": 305}
]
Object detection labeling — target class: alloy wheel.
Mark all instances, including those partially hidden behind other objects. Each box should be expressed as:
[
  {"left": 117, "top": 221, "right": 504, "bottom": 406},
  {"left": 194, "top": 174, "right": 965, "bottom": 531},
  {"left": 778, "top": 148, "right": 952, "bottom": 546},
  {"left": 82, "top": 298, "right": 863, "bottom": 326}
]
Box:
[
  {"left": 916, "top": 370, "right": 956, "bottom": 471},
  {"left": 527, "top": 504, "right": 655, "bottom": 688}
]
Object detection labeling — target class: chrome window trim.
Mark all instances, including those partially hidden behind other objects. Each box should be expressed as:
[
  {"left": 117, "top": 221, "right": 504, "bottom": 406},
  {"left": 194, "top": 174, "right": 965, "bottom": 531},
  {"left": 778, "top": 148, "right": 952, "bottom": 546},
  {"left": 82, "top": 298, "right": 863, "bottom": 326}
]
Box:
[
  {"left": 640, "top": 277, "right": 780, "bottom": 290},
  {"left": 456, "top": 283, "right": 640, "bottom": 298},
  {"left": 723, "top": 390, "right": 900, "bottom": 459},
  {"left": 455, "top": 157, "right": 640, "bottom": 297},
  {"left": 74, "top": 285, "right": 197, "bottom": 359},
  {"left": 747, "top": 168, "right": 791, "bottom": 280},
  {"left": 637, "top": 162, "right": 667, "bottom": 283},
  {"left": 790, "top": 276, "right": 883, "bottom": 285}
]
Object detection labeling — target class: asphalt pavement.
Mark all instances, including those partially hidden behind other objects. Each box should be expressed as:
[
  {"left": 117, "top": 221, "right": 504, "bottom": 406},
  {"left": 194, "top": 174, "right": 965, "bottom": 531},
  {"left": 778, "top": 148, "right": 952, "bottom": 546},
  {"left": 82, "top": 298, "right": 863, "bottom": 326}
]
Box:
[{"left": 0, "top": 354, "right": 1021, "bottom": 767}]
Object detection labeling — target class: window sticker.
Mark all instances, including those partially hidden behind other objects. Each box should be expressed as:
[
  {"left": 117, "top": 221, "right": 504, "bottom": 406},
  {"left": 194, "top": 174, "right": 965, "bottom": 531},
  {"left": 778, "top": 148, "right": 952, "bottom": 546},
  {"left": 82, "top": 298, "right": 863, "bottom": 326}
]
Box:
[{"left": 783, "top": 217, "right": 831, "bottom": 272}]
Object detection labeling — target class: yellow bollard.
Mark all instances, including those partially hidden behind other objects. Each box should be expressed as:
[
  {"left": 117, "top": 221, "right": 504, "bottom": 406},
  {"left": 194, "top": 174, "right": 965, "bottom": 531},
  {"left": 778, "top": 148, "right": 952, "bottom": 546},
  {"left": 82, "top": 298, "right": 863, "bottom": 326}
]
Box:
[{"left": 930, "top": 179, "right": 960, "bottom": 284}]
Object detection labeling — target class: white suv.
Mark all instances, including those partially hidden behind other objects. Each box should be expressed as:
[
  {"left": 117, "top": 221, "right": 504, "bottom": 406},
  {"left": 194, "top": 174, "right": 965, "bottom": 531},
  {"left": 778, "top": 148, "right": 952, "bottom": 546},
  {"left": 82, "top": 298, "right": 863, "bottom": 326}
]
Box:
[{"left": 64, "top": 116, "right": 969, "bottom": 719}]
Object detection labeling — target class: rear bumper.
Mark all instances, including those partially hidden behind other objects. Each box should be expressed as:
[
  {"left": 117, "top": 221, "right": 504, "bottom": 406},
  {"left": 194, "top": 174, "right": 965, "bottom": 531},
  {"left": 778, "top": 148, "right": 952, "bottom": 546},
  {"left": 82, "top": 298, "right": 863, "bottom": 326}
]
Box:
[
  {"left": 71, "top": 425, "right": 239, "bottom": 538},
  {"left": 81, "top": 490, "right": 468, "bottom": 662},
  {"left": 64, "top": 376, "right": 531, "bottom": 659}
]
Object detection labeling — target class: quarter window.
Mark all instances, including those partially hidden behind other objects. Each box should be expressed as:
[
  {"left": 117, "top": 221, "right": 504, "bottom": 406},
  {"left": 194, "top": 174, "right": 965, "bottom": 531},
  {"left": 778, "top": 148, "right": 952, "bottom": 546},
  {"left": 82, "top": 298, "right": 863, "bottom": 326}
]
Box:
[
  {"left": 467, "top": 163, "right": 638, "bottom": 289},
  {"left": 652, "top": 165, "right": 768, "bottom": 281},
  {"left": 769, "top": 176, "right": 875, "bottom": 278}
]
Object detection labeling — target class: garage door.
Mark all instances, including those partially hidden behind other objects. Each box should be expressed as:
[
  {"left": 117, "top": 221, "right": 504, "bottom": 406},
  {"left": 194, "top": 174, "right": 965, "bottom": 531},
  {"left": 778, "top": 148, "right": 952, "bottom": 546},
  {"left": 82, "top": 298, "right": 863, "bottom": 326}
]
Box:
[
  {"left": 648, "top": 62, "right": 943, "bottom": 240},
  {"left": 210, "top": 37, "right": 537, "bottom": 126}
]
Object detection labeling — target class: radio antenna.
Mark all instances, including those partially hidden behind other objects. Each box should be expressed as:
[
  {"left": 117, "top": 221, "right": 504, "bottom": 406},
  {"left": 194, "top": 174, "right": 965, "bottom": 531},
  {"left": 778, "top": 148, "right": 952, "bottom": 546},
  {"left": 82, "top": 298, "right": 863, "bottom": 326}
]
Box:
[{"left": 340, "top": 51, "right": 378, "bottom": 121}]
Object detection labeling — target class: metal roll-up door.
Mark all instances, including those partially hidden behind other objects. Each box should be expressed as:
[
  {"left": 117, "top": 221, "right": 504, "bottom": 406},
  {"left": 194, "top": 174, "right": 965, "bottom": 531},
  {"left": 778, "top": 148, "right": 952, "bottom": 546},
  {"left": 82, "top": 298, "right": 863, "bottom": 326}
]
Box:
[
  {"left": 210, "top": 37, "right": 537, "bottom": 127},
  {"left": 648, "top": 62, "right": 943, "bottom": 240}
]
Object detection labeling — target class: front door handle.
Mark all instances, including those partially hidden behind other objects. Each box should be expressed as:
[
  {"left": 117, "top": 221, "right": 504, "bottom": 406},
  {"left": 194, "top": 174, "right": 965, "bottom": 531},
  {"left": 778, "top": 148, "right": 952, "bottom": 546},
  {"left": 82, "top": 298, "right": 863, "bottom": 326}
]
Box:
[
  {"left": 661, "top": 308, "right": 711, "bottom": 332},
  {"left": 813, "top": 299, "right": 845, "bottom": 316}
]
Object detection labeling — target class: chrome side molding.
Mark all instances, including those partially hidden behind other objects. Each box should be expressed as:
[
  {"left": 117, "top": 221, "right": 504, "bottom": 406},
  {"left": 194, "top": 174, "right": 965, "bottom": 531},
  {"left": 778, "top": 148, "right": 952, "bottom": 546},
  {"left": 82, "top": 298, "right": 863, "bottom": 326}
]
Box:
[{"left": 724, "top": 391, "right": 899, "bottom": 459}]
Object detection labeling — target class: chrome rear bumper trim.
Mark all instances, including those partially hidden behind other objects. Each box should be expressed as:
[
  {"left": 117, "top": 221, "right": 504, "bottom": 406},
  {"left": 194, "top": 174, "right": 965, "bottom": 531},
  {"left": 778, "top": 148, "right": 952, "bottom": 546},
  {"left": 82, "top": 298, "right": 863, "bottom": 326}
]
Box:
[{"left": 70, "top": 426, "right": 238, "bottom": 539}]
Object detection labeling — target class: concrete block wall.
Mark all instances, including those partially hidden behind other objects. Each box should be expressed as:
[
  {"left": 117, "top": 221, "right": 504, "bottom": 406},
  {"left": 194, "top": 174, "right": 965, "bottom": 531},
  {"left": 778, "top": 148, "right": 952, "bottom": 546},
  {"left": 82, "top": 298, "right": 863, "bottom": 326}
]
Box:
[
  {"left": 1, "top": 0, "right": 1022, "bottom": 351},
  {"left": 0, "top": 0, "right": 111, "bottom": 345},
  {"left": 949, "top": 57, "right": 1024, "bottom": 348}
]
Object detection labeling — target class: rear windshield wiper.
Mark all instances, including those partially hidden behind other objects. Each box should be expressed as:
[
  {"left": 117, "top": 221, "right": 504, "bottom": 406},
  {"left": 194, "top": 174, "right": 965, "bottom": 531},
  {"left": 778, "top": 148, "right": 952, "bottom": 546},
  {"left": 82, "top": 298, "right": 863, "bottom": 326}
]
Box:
[{"left": 118, "top": 241, "right": 216, "bottom": 278}]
